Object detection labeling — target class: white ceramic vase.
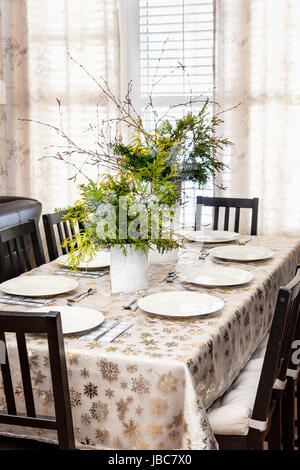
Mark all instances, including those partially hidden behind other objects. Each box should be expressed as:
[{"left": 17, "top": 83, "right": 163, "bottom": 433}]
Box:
[{"left": 110, "top": 245, "right": 148, "bottom": 294}]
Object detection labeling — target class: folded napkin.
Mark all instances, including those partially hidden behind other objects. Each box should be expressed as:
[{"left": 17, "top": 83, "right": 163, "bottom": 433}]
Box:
[
  {"left": 55, "top": 269, "right": 107, "bottom": 279},
  {"left": 0, "top": 294, "right": 53, "bottom": 308},
  {"left": 80, "top": 320, "right": 134, "bottom": 343}
]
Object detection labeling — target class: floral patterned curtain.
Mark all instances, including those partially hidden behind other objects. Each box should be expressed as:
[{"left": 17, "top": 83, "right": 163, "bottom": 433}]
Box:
[
  {"left": 215, "top": 0, "right": 300, "bottom": 236},
  {"left": 0, "top": 0, "right": 120, "bottom": 212}
]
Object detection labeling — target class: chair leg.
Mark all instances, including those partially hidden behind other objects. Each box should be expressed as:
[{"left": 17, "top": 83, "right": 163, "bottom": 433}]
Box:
[
  {"left": 296, "top": 381, "right": 300, "bottom": 448},
  {"left": 282, "top": 379, "right": 295, "bottom": 450},
  {"left": 268, "top": 398, "right": 282, "bottom": 450}
]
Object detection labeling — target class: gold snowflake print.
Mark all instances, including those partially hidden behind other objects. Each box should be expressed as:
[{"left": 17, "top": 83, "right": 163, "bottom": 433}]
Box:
[
  {"left": 95, "top": 427, "right": 109, "bottom": 444},
  {"left": 149, "top": 398, "right": 168, "bottom": 416},
  {"left": 81, "top": 413, "right": 91, "bottom": 425},
  {"left": 67, "top": 353, "right": 80, "bottom": 365},
  {"left": 135, "top": 406, "right": 143, "bottom": 416},
  {"left": 120, "top": 380, "right": 128, "bottom": 390},
  {"left": 70, "top": 387, "right": 82, "bottom": 407},
  {"left": 29, "top": 352, "right": 39, "bottom": 370},
  {"left": 90, "top": 400, "right": 109, "bottom": 423},
  {"left": 98, "top": 359, "right": 120, "bottom": 382},
  {"left": 157, "top": 372, "right": 178, "bottom": 395},
  {"left": 147, "top": 423, "right": 163, "bottom": 438},
  {"left": 105, "top": 388, "right": 114, "bottom": 398},
  {"left": 122, "top": 418, "right": 140, "bottom": 440},
  {"left": 83, "top": 382, "right": 98, "bottom": 399},
  {"left": 80, "top": 368, "right": 89, "bottom": 378},
  {"left": 32, "top": 370, "right": 46, "bottom": 386},
  {"left": 116, "top": 398, "right": 129, "bottom": 420},
  {"left": 131, "top": 375, "right": 150, "bottom": 396}
]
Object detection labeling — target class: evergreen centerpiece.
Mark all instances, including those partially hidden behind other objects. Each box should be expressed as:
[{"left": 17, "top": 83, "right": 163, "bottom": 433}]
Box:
[
  {"left": 22, "top": 55, "right": 235, "bottom": 291},
  {"left": 62, "top": 155, "right": 181, "bottom": 292}
]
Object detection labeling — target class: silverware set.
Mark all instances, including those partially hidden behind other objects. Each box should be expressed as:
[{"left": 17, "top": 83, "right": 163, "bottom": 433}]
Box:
[
  {"left": 67, "top": 288, "right": 97, "bottom": 304},
  {"left": 0, "top": 294, "right": 53, "bottom": 308},
  {"left": 79, "top": 319, "right": 135, "bottom": 343},
  {"left": 93, "top": 320, "right": 122, "bottom": 341},
  {"left": 160, "top": 270, "right": 177, "bottom": 283},
  {"left": 199, "top": 248, "right": 209, "bottom": 260},
  {"left": 123, "top": 296, "right": 138, "bottom": 311}
]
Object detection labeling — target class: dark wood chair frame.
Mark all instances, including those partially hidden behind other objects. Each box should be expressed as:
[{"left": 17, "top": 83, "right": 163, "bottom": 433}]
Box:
[
  {"left": 43, "top": 211, "right": 78, "bottom": 261},
  {"left": 0, "top": 310, "right": 75, "bottom": 450},
  {"left": 215, "top": 266, "right": 300, "bottom": 450},
  {"left": 195, "top": 196, "right": 259, "bottom": 235},
  {"left": 282, "top": 304, "right": 300, "bottom": 450},
  {"left": 0, "top": 219, "right": 45, "bottom": 283}
]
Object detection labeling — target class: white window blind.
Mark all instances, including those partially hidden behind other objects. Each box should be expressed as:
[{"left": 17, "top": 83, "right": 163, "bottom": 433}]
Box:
[{"left": 139, "top": 0, "right": 215, "bottom": 228}]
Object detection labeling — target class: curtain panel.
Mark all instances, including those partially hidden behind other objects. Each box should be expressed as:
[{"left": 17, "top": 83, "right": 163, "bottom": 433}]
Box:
[
  {"left": 215, "top": 0, "right": 300, "bottom": 236},
  {"left": 0, "top": 0, "right": 120, "bottom": 212}
]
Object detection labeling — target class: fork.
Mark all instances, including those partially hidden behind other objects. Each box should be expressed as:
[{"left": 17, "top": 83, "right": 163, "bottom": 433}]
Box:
[{"left": 67, "top": 288, "right": 97, "bottom": 303}]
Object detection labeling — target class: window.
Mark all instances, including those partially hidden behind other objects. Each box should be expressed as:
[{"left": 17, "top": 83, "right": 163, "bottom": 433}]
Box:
[
  {"left": 138, "top": 0, "right": 215, "bottom": 228},
  {"left": 26, "top": 0, "right": 119, "bottom": 211}
]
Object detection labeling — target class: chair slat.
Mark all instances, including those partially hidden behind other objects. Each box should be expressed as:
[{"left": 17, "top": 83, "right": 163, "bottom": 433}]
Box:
[
  {"left": 16, "top": 333, "right": 36, "bottom": 417},
  {"left": 213, "top": 206, "right": 219, "bottom": 230},
  {"left": 234, "top": 207, "right": 240, "bottom": 233},
  {"left": 20, "top": 235, "right": 31, "bottom": 271},
  {"left": 57, "top": 223, "right": 67, "bottom": 255},
  {"left": 0, "top": 331, "right": 17, "bottom": 415},
  {"left": 43, "top": 211, "right": 79, "bottom": 261},
  {"left": 224, "top": 207, "right": 230, "bottom": 231},
  {"left": 63, "top": 221, "right": 70, "bottom": 242},
  {"left": 0, "top": 220, "right": 45, "bottom": 283}
]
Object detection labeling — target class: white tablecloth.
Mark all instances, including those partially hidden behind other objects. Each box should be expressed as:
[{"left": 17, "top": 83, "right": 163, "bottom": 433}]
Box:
[{"left": 0, "top": 236, "right": 299, "bottom": 449}]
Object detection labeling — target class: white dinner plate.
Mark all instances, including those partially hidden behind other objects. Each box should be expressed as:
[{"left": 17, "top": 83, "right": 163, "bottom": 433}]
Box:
[
  {"left": 30, "top": 305, "right": 104, "bottom": 335},
  {"left": 181, "top": 230, "right": 240, "bottom": 243},
  {"left": 58, "top": 251, "right": 110, "bottom": 271},
  {"left": 0, "top": 275, "right": 79, "bottom": 297},
  {"left": 181, "top": 266, "right": 253, "bottom": 287},
  {"left": 138, "top": 291, "right": 224, "bottom": 318},
  {"left": 209, "top": 245, "right": 274, "bottom": 262}
]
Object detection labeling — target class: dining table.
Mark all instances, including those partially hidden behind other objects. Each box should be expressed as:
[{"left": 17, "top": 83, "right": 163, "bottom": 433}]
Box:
[{"left": 0, "top": 236, "right": 300, "bottom": 450}]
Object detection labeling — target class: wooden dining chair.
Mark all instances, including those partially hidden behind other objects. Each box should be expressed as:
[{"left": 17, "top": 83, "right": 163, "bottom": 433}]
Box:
[
  {"left": 281, "top": 310, "right": 300, "bottom": 450},
  {"left": 0, "top": 219, "right": 45, "bottom": 283},
  {"left": 43, "top": 210, "right": 79, "bottom": 261},
  {"left": 195, "top": 196, "right": 259, "bottom": 235},
  {"left": 0, "top": 310, "right": 75, "bottom": 450},
  {"left": 207, "top": 266, "right": 300, "bottom": 450}
]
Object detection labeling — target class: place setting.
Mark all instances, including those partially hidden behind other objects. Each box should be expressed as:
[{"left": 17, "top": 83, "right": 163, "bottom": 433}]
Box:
[
  {"left": 0, "top": 275, "right": 80, "bottom": 307},
  {"left": 55, "top": 250, "right": 110, "bottom": 279},
  {"left": 181, "top": 229, "right": 241, "bottom": 245}
]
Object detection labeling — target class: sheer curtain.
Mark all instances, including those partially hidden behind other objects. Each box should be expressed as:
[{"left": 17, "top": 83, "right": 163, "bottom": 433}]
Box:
[
  {"left": 0, "top": 0, "right": 119, "bottom": 212},
  {"left": 215, "top": 0, "right": 300, "bottom": 236}
]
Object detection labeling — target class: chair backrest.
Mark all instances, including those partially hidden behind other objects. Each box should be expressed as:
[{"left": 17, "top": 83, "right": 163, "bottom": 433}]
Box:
[
  {"left": 250, "top": 266, "right": 300, "bottom": 428},
  {"left": 43, "top": 211, "right": 78, "bottom": 261},
  {"left": 0, "top": 310, "right": 75, "bottom": 449},
  {"left": 0, "top": 219, "right": 45, "bottom": 283},
  {"left": 195, "top": 196, "right": 259, "bottom": 235}
]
